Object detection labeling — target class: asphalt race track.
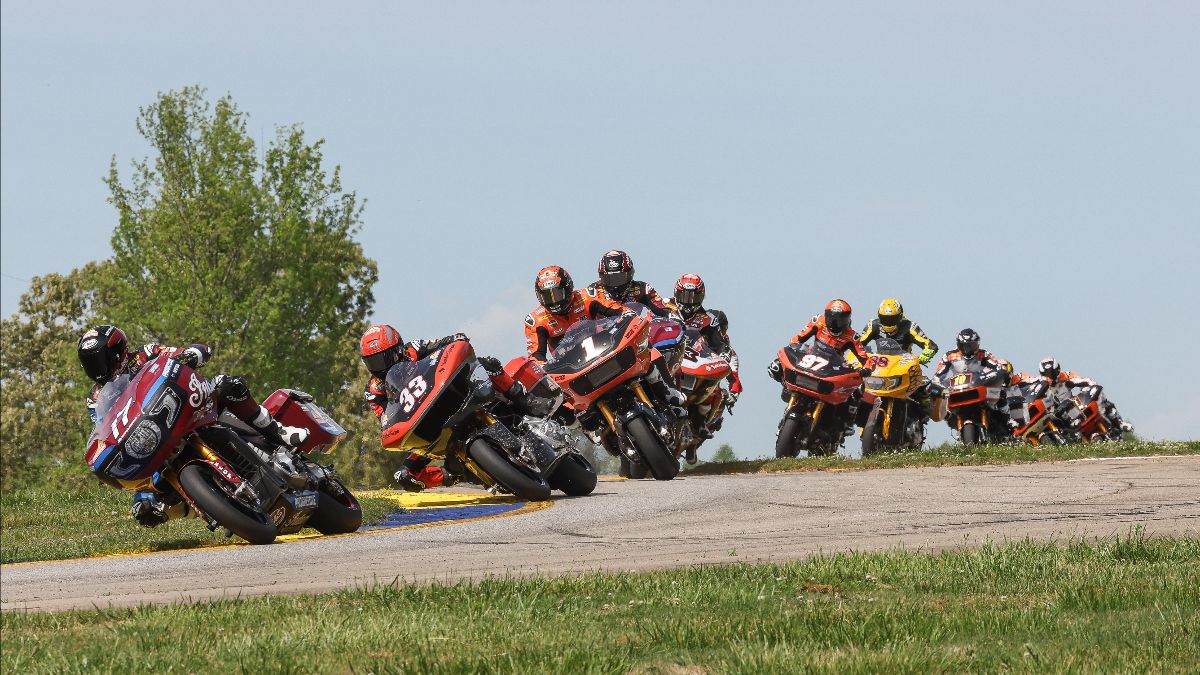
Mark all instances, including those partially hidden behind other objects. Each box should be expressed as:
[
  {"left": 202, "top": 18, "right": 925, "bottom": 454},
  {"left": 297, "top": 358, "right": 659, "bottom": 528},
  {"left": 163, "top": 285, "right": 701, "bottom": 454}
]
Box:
[{"left": 3, "top": 456, "right": 1198, "bottom": 612}]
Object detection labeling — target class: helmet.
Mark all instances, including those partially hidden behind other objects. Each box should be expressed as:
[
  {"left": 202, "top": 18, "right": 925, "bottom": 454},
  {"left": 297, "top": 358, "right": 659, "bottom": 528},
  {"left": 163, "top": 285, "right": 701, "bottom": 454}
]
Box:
[
  {"left": 597, "top": 250, "right": 634, "bottom": 297},
  {"left": 824, "top": 299, "right": 853, "bottom": 334},
  {"left": 360, "top": 324, "right": 403, "bottom": 377},
  {"left": 534, "top": 266, "right": 574, "bottom": 315},
  {"left": 674, "top": 273, "right": 705, "bottom": 316},
  {"left": 1038, "top": 357, "right": 1061, "bottom": 381},
  {"left": 77, "top": 325, "right": 129, "bottom": 384},
  {"left": 956, "top": 328, "right": 981, "bottom": 357},
  {"left": 877, "top": 298, "right": 904, "bottom": 334}
]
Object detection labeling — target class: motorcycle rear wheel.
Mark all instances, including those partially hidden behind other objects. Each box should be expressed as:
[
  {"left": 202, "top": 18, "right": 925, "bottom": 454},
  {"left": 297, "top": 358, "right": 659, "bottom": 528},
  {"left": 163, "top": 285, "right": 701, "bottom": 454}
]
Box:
[
  {"left": 179, "top": 464, "right": 277, "bottom": 545},
  {"left": 467, "top": 438, "right": 552, "bottom": 501},
  {"left": 775, "top": 416, "right": 803, "bottom": 458},
  {"left": 307, "top": 478, "right": 363, "bottom": 535},
  {"left": 548, "top": 454, "right": 598, "bottom": 496},
  {"left": 626, "top": 416, "right": 678, "bottom": 480}
]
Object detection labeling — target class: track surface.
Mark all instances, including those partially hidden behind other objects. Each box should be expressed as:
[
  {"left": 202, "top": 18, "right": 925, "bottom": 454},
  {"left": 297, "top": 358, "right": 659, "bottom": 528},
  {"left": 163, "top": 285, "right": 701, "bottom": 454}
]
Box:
[{"left": 4, "top": 456, "right": 1198, "bottom": 612}]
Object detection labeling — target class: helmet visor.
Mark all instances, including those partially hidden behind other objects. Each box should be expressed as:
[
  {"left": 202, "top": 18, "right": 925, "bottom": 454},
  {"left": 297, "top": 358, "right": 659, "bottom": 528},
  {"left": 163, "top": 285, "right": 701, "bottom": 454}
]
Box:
[
  {"left": 959, "top": 340, "right": 979, "bottom": 355},
  {"left": 600, "top": 269, "right": 633, "bottom": 291},
  {"left": 79, "top": 348, "right": 114, "bottom": 383},
  {"left": 826, "top": 311, "right": 851, "bottom": 334},
  {"left": 675, "top": 287, "right": 703, "bottom": 307},
  {"left": 536, "top": 286, "right": 570, "bottom": 312},
  {"left": 363, "top": 348, "right": 400, "bottom": 376},
  {"left": 879, "top": 313, "right": 901, "bottom": 328}
]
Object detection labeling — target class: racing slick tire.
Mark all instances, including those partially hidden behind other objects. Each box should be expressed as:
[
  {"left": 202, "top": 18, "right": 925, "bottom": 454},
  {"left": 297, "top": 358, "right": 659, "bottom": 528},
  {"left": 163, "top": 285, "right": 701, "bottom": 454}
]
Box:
[
  {"left": 548, "top": 454, "right": 598, "bottom": 496},
  {"left": 307, "top": 478, "right": 363, "bottom": 535},
  {"left": 467, "top": 437, "right": 552, "bottom": 501},
  {"left": 626, "top": 416, "right": 678, "bottom": 480},
  {"left": 961, "top": 421, "right": 980, "bottom": 446},
  {"left": 179, "top": 463, "right": 278, "bottom": 545},
  {"left": 775, "top": 416, "right": 803, "bottom": 458}
]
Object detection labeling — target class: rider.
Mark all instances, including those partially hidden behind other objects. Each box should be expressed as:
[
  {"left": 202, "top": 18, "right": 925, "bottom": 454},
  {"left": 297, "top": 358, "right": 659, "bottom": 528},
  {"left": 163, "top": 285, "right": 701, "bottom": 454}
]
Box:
[
  {"left": 360, "top": 325, "right": 504, "bottom": 492},
  {"left": 667, "top": 273, "right": 743, "bottom": 442},
  {"left": 1034, "top": 357, "right": 1133, "bottom": 434},
  {"left": 769, "top": 299, "right": 873, "bottom": 383},
  {"left": 932, "top": 329, "right": 1013, "bottom": 384},
  {"left": 524, "top": 265, "right": 623, "bottom": 362},
  {"left": 857, "top": 298, "right": 938, "bottom": 364},
  {"left": 585, "top": 250, "right": 671, "bottom": 317},
  {"left": 78, "top": 325, "right": 309, "bottom": 527}
]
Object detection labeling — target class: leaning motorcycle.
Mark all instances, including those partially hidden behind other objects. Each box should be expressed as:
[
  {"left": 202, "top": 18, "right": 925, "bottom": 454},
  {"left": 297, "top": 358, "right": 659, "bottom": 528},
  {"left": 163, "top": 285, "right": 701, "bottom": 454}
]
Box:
[
  {"left": 86, "top": 353, "right": 361, "bottom": 545},
  {"left": 1057, "top": 383, "right": 1123, "bottom": 442},
  {"left": 774, "top": 341, "right": 873, "bottom": 458},
  {"left": 938, "top": 358, "right": 1011, "bottom": 445},
  {"left": 543, "top": 308, "right": 679, "bottom": 480},
  {"left": 1005, "top": 374, "right": 1070, "bottom": 445},
  {"left": 381, "top": 340, "right": 595, "bottom": 500},
  {"left": 859, "top": 344, "right": 937, "bottom": 455}
]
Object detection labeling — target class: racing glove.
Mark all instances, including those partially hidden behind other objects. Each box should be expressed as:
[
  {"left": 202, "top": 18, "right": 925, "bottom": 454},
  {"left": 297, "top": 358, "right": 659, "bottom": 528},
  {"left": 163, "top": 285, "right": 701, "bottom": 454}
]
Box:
[
  {"left": 918, "top": 348, "right": 936, "bottom": 366},
  {"left": 393, "top": 468, "right": 426, "bottom": 493},
  {"left": 767, "top": 358, "right": 782, "bottom": 382},
  {"left": 478, "top": 356, "right": 503, "bottom": 376},
  {"left": 725, "top": 390, "right": 739, "bottom": 407},
  {"left": 173, "top": 346, "right": 207, "bottom": 369}
]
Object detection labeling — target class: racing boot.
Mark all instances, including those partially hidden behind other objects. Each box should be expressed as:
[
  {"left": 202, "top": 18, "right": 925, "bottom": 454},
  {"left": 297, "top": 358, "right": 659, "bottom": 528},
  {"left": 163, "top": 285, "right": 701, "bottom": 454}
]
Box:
[
  {"left": 249, "top": 406, "right": 310, "bottom": 448},
  {"left": 131, "top": 491, "right": 192, "bottom": 527},
  {"left": 684, "top": 445, "right": 698, "bottom": 465}
]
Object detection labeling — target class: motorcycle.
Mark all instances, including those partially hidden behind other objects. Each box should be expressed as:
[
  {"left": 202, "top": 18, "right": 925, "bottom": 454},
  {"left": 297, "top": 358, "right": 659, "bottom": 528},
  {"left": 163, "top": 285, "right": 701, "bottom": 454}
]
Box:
[
  {"left": 937, "top": 357, "right": 1012, "bottom": 445},
  {"left": 381, "top": 340, "right": 595, "bottom": 500},
  {"left": 1005, "top": 374, "right": 1070, "bottom": 445},
  {"left": 774, "top": 341, "right": 873, "bottom": 458},
  {"left": 859, "top": 343, "right": 936, "bottom": 455},
  {"left": 86, "top": 353, "right": 361, "bottom": 545},
  {"left": 543, "top": 307, "right": 679, "bottom": 480},
  {"left": 673, "top": 328, "right": 733, "bottom": 463},
  {"left": 1057, "top": 383, "right": 1123, "bottom": 442}
]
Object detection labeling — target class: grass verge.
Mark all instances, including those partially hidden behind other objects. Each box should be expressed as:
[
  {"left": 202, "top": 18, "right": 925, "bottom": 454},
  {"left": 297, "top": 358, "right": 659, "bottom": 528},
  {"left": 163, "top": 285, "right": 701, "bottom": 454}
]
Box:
[
  {"left": 683, "top": 439, "right": 1200, "bottom": 477},
  {"left": 3, "top": 535, "right": 1197, "bottom": 673},
  {"left": 0, "top": 476, "right": 397, "bottom": 564}
]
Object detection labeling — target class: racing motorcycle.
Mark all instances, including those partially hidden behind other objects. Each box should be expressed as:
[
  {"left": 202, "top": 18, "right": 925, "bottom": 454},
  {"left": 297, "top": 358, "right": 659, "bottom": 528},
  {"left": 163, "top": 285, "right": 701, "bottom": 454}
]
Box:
[
  {"left": 859, "top": 342, "right": 935, "bottom": 455},
  {"left": 774, "top": 341, "right": 873, "bottom": 458},
  {"left": 673, "top": 328, "right": 733, "bottom": 463},
  {"left": 543, "top": 307, "right": 679, "bottom": 480},
  {"left": 937, "top": 357, "right": 1011, "bottom": 445},
  {"left": 86, "top": 353, "right": 361, "bottom": 545},
  {"left": 1056, "top": 383, "right": 1124, "bottom": 442},
  {"left": 1005, "top": 374, "right": 1070, "bottom": 446},
  {"left": 381, "top": 340, "right": 596, "bottom": 500}
]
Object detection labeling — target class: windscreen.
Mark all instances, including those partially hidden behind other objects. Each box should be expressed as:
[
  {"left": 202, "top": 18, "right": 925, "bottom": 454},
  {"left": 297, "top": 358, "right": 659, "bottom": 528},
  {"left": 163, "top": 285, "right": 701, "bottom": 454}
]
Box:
[
  {"left": 92, "top": 373, "right": 134, "bottom": 431},
  {"left": 871, "top": 335, "right": 905, "bottom": 355}
]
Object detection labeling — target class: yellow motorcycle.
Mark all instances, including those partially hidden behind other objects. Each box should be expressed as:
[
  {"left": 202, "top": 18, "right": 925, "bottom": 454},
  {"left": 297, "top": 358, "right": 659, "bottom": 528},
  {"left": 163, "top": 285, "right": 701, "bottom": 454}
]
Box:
[{"left": 859, "top": 345, "right": 942, "bottom": 454}]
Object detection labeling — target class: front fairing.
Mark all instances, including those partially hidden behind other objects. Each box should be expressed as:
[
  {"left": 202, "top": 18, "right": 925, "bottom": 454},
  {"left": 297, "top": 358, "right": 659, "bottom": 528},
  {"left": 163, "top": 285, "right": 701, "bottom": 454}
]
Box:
[{"left": 544, "top": 315, "right": 630, "bottom": 375}]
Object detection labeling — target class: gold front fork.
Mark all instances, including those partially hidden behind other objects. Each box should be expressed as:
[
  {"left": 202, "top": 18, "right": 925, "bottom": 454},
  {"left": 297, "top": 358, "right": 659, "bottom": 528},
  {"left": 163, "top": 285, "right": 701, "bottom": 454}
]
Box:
[
  {"left": 810, "top": 400, "right": 825, "bottom": 432},
  {"left": 596, "top": 400, "right": 618, "bottom": 433},
  {"left": 630, "top": 381, "right": 655, "bottom": 408},
  {"left": 881, "top": 399, "right": 894, "bottom": 441}
]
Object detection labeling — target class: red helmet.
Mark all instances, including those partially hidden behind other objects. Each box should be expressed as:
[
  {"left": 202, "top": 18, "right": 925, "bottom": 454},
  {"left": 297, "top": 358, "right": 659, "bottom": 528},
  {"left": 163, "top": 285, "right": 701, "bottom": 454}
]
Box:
[
  {"left": 535, "top": 265, "right": 574, "bottom": 315},
  {"left": 360, "top": 324, "right": 403, "bottom": 377},
  {"left": 674, "top": 273, "right": 705, "bottom": 315},
  {"left": 597, "top": 250, "right": 634, "bottom": 297},
  {"left": 824, "top": 299, "right": 853, "bottom": 334},
  {"left": 77, "top": 325, "right": 129, "bottom": 383}
]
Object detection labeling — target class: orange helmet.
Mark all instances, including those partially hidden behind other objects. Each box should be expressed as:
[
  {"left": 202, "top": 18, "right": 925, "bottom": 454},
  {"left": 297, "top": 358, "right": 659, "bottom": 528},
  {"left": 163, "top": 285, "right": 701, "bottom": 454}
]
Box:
[
  {"left": 824, "top": 299, "right": 852, "bottom": 334},
  {"left": 674, "top": 273, "right": 705, "bottom": 315},
  {"left": 535, "top": 266, "right": 574, "bottom": 315},
  {"left": 360, "top": 324, "right": 403, "bottom": 376}
]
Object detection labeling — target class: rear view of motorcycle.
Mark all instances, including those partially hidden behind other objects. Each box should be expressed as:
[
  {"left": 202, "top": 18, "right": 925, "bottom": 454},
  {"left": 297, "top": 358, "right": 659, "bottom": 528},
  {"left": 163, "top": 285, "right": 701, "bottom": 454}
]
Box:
[
  {"left": 86, "top": 354, "right": 361, "bottom": 545},
  {"left": 774, "top": 342, "right": 873, "bottom": 458}
]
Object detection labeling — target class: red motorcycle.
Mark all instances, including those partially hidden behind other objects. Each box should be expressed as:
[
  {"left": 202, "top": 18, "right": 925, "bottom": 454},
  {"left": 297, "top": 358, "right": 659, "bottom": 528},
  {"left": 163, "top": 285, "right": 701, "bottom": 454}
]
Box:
[
  {"left": 86, "top": 353, "right": 360, "bottom": 545},
  {"left": 774, "top": 342, "right": 873, "bottom": 457},
  {"left": 381, "top": 340, "right": 596, "bottom": 499},
  {"left": 673, "top": 329, "right": 733, "bottom": 463}
]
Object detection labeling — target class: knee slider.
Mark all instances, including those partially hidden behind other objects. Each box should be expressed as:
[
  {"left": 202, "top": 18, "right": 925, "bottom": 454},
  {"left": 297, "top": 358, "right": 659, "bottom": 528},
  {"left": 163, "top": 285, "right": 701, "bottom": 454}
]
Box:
[{"left": 213, "top": 374, "right": 250, "bottom": 402}]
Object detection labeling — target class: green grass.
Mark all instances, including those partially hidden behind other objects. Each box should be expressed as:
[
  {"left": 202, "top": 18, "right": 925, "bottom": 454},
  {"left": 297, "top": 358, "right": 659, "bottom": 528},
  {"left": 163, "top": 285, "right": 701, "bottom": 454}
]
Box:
[
  {"left": 683, "top": 439, "right": 1200, "bottom": 477},
  {"left": 0, "top": 476, "right": 398, "bottom": 564},
  {"left": 3, "top": 535, "right": 1197, "bottom": 673}
]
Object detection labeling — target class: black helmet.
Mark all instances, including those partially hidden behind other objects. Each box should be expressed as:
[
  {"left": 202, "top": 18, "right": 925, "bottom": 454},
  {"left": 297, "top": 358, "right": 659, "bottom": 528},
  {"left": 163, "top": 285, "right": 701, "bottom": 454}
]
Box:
[
  {"left": 674, "top": 273, "right": 705, "bottom": 317},
  {"left": 598, "top": 250, "right": 634, "bottom": 298},
  {"left": 956, "top": 328, "right": 981, "bottom": 357},
  {"left": 824, "top": 299, "right": 853, "bottom": 334},
  {"left": 535, "top": 266, "right": 574, "bottom": 315},
  {"left": 1038, "top": 357, "right": 1061, "bottom": 381},
  {"left": 78, "top": 325, "right": 129, "bottom": 384}
]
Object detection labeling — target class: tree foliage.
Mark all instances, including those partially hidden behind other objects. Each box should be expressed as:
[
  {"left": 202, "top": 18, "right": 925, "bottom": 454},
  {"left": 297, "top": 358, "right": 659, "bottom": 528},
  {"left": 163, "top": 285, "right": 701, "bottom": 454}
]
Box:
[
  {"left": 709, "top": 443, "right": 737, "bottom": 463},
  {"left": 2, "top": 86, "right": 383, "bottom": 485}
]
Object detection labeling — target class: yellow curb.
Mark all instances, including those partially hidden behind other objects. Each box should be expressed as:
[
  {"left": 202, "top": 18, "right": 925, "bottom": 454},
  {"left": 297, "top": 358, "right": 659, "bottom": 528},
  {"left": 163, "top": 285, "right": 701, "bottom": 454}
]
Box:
[
  {"left": 2, "top": 494, "right": 551, "bottom": 568},
  {"left": 358, "top": 489, "right": 524, "bottom": 508}
]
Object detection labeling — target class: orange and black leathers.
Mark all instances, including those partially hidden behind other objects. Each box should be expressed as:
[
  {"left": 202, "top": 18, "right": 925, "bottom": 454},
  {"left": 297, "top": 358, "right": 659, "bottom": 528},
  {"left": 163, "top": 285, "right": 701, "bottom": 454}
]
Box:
[
  {"left": 364, "top": 334, "right": 470, "bottom": 489},
  {"left": 525, "top": 289, "right": 623, "bottom": 361},
  {"left": 933, "top": 350, "right": 1013, "bottom": 384},
  {"left": 585, "top": 280, "right": 671, "bottom": 318},
  {"left": 790, "top": 315, "right": 871, "bottom": 366},
  {"left": 671, "top": 304, "right": 742, "bottom": 394},
  {"left": 858, "top": 319, "right": 938, "bottom": 356}
]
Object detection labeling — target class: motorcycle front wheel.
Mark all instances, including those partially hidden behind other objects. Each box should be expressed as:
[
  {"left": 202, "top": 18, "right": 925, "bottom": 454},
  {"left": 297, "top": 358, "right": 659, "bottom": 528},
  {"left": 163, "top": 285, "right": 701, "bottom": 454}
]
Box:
[
  {"left": 961, "top": 421, "right": 980, "bottom": 446},
  {"left": 179, "top": 463, "right": 278, "bottom": 545},
  {"left": 467, "top": 438, "right": 552, "bottom": 501},
  {"left": 626, "top": 416, "right": 678, "bottom": 480},
  {"left": 776, "top": 415, "right": 803, "bottom": 458}
]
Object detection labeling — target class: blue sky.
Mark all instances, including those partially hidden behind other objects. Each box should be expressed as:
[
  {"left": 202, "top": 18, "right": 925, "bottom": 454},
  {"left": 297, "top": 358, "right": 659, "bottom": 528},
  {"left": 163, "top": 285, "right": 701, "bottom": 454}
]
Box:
[{"left": 3, "top": 2, "right": 1198, "bottom": 453}]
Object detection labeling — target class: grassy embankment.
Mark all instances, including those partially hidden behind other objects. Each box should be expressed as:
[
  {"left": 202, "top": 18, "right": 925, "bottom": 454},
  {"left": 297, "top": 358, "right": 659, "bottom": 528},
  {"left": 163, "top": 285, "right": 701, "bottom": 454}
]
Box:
[
  {"left": 3, "top": 535, "right": 1197, "bottom": 672},
  {"left": 0, "top": 477, "right": 399, "bottom": 564},
  {"left": 684, "top": 439, "right": 1200, "bottom": 476}
]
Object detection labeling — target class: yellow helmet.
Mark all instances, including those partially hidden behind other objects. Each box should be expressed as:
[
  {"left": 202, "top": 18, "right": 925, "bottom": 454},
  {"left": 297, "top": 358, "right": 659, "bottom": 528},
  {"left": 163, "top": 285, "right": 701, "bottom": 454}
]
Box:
[{"left": 878, "top": 298, "right": 904, "bottom": 334}]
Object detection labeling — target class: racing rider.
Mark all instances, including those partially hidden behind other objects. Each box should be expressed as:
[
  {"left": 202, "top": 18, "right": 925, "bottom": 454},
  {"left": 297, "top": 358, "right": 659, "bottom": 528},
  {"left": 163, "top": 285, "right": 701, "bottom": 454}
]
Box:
[
  {"left": 857, "top": 298, "right": 938, "bottom": 364},
  {"left": 360, "top": 325, "right": 505, "bottom": 492},
  {"left": 667, "top": 273, "right": 743, "bottom": 438},
  {"left": 78, "top": 325, "right": 310, "bottom": 527},
  {"left": 524, "top": 265, "right": 622, "bottom": 362},
  {"left": 585, "top": 250, "right": 671, "bottom": 317},
  {"left": 769, "top": 299, "right": 872, "bottom": 383},
  {"left": 932, "top": 329, "right": 1013, "bottom": 385},
  {"left": 1034, "top": 357, "right": 1133, "bottom": 436}
]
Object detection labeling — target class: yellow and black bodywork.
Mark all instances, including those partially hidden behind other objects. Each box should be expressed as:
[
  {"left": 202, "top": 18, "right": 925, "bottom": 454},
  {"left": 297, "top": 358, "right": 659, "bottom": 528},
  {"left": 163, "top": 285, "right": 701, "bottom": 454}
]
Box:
[{"left": 860, "top": 352, "right": 938, "bottom": 453}]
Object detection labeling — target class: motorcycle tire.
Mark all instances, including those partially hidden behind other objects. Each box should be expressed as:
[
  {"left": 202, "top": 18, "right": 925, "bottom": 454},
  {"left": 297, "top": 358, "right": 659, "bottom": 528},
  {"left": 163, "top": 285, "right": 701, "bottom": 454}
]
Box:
[
  {"left": 307, "top": 478, "right": 363, "bottom": 535},
  {"left": 548, "top": 454, "right": 598, "bottom": 496},
  {"left": 629, "top": 460, "right": 649, "bottom": 480},
  {"left": 626, "top": 416, "right": 678, "bottom": 480},
  {"left": 775, "top": 416, "right": 803, "bottom": 458},
  {"left": 961, "top": 421, "right": 980, "bottom": 446},
  {"left": 860, "top": 418, "right": 880, "bottom": 457},
  {"left": 179, "top": 463, "right": 277, "bottom": 545},
  {"left": 467, "top": 437, "right": 552, "bottom": 501}
]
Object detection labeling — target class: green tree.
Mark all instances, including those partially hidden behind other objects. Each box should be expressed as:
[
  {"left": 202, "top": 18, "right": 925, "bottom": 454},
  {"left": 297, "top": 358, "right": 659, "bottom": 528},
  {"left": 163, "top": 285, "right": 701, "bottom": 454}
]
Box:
[{"left": 709, "top": 443, "right": 737, "bottom": 464}]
